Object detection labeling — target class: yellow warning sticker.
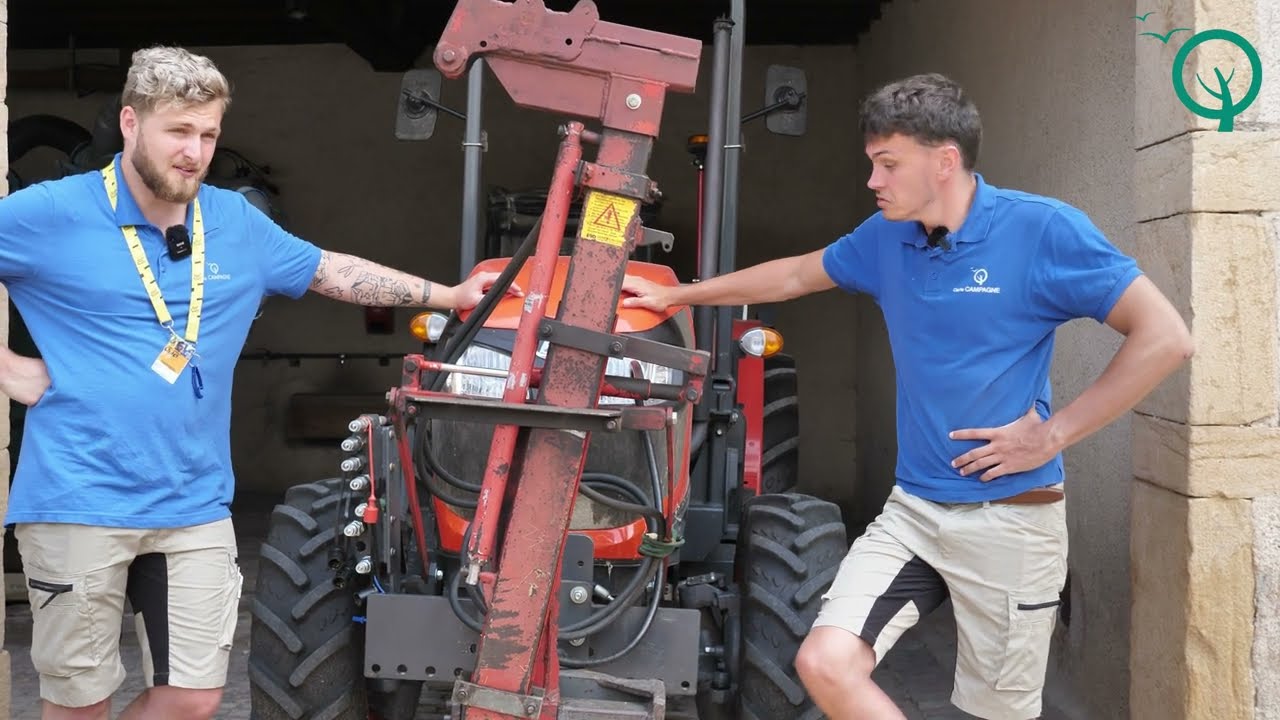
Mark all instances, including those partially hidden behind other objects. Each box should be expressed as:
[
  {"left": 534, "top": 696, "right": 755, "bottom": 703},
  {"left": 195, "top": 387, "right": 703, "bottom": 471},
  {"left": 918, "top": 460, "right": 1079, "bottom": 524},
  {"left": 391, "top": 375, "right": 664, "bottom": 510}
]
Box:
[{"left": 581, "top": 191, "right": 639, "bottom": 248}]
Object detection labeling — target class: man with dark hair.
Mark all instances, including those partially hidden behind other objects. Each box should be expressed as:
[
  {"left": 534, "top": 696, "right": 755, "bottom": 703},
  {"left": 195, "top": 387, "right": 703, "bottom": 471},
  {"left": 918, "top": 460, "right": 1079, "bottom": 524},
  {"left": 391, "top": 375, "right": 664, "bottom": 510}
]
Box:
[{"left": 622, "top": 72, "right": 1192, "bottom": 719}]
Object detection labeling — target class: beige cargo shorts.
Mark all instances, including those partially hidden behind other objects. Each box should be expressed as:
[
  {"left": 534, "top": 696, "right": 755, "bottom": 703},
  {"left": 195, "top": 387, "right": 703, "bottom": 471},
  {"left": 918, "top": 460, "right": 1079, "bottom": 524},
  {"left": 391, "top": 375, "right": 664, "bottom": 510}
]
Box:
[
  {"left": 15, "top": 518, "right": 243, "bottom": 709},
  {"left": 813, "top": 484, "right": 1068, "bottom": 720}
]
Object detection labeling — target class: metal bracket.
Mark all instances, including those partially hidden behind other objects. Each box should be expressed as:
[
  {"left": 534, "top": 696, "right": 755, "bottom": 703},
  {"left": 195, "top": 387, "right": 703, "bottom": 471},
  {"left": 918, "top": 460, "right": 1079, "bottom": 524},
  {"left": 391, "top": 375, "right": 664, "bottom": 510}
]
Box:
[
  {"left": 578, "top": 161, "right": 657, "bottom": 201},
  {"left": 638, "top": 226, "right": 674, "bottom": 252},
  {"left": 453, "top": 680, "right": 544, "bottom": 718},
  {"left": 538, "top": 320, "right": 709, "bottom": 377},
  {"left": 558, "top": 670, "right": 667, "bottom": 720},
  {"left": 403, "top": 391, "right": 670, "bottom": 432}
]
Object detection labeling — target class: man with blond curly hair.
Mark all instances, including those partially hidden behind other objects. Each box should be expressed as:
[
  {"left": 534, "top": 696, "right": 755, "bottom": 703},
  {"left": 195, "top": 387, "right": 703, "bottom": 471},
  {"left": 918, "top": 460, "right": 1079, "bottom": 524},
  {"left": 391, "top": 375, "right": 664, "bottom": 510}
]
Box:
[{"left": 0, "top": 46, "right": 514, "bottom": 720}]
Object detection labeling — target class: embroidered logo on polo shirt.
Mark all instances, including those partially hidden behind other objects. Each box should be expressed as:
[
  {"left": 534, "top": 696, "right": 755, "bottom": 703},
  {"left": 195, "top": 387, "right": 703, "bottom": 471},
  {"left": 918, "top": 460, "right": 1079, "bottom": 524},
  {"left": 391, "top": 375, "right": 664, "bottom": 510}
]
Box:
[
  {"left": 954, "top": 267, "right": 1001, "bottom": 294},
  {"left": 207, "top": 262, "right": 232, "bottom": 282}
]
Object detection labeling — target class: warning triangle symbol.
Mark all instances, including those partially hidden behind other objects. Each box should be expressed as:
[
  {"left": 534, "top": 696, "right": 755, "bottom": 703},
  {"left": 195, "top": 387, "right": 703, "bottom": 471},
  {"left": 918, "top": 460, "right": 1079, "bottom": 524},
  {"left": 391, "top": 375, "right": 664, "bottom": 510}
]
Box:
[{"left": 591, "top": 203, "right": 622, "bottom": 231}]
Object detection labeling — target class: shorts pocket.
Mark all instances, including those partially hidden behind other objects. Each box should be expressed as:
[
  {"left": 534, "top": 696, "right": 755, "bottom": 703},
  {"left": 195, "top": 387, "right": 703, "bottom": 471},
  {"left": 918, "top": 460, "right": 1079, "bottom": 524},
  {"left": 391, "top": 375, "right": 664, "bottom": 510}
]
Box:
[
  {"left": 995, "top": 591, "right": 1059, "bottom": 692},
  {"left": 218, "top": 554, "right": 243, "bottom": 651},
  {"left": 27, "top": 570, "right": 102, "bottom": 677}
]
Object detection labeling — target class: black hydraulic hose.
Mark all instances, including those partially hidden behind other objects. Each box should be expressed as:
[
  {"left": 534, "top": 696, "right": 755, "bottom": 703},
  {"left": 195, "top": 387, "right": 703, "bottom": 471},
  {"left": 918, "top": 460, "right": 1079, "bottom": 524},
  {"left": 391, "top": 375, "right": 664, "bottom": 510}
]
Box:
[
  {"left": 446, "top": 535, "right": 656, "bottom": 639},
  {"left": 559, "top": 560, "right": 666, "bottom": 668},
  {"left": 417, "top": 427, "right": 482, "bottom": 494},
  {"left": 579, "top": 474, "right": 664, "bottom": 530},
  {"left": 561, "top": 431, "right": 667, "bottom": 645},
  {"left": 558, "top": 556, "right": 658, "bottom": 640},
  {"left": 442, "top": 456, "right": 666, "bottom": 639},
  {"left": 425, "top": 215, "right": 541, "bottom": 391},
  {"left": 640, "top": 432, "right": 664, "bottom": 532}
]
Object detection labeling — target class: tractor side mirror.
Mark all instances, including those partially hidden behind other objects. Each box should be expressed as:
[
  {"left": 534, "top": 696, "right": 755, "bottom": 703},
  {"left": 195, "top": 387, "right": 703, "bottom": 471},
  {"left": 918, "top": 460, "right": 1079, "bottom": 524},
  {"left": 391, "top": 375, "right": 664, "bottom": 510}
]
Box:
[
  {"left": 395, "top": 68, "right": 444, "bottom": 141},
  {"left": 764, "top": 65, "right": 807, "bottom": 137}
]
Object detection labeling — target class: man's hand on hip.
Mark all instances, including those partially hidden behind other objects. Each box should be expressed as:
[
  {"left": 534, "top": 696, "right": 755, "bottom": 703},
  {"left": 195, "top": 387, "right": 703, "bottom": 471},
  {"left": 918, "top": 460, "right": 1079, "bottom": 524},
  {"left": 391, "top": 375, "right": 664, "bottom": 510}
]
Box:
[{"left": 948, "top": 408, "right": 1059, "bottom": 481}]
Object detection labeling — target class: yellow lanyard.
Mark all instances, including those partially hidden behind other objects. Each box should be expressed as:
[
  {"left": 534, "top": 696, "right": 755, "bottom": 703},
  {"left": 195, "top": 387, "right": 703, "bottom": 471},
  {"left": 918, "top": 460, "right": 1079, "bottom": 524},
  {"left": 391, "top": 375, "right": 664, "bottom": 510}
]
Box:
[{"left": 101, "top": 163, "right": 204, "bottom": 344}]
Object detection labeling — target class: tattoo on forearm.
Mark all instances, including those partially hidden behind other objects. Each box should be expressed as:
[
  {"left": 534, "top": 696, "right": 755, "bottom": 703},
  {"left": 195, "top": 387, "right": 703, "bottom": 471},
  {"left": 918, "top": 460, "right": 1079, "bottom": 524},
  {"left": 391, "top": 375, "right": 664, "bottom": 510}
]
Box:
[
  {"left": 310, "top": 252, "right": 330, "bottom": 288},
  {"left": 351, "top": 272, "right": 413, "bottom": 306},
  {"left": 318, "top": 253, "right": 424, "bottom": 306}
]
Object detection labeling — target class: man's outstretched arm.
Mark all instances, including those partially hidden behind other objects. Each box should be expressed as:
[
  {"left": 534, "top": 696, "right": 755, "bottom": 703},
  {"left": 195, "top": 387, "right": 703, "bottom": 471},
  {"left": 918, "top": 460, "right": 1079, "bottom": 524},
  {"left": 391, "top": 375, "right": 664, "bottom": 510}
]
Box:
[
  {"left": 308, "top": 251, "right": 520, "bottom": 311},
  {"left": 622, "top": 249, "right": 837, "bottom": 311}
]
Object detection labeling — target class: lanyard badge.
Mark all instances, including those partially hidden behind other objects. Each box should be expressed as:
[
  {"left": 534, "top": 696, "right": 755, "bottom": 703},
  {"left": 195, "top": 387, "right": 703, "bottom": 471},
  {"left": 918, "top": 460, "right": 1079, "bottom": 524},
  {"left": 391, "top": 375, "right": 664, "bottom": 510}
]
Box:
[{"left": 101, "top": 163, "right": 206, "bottom": 398}]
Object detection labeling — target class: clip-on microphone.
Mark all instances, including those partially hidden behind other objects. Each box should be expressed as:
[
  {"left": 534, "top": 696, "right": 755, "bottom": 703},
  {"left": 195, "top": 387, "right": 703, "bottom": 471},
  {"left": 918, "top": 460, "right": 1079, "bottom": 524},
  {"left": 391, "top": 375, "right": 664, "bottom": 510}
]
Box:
[
  {"left": 926, "top": 226, "right": 951, "bottom": 251},
  {"left": 165, "top": 225, "right": 193, "bottom": 260}
]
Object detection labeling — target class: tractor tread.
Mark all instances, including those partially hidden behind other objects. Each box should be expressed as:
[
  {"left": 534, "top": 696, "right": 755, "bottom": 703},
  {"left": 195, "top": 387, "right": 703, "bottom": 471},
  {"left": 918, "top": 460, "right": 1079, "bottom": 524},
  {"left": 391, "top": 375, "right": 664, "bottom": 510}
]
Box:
[
  {"left": 759, "top": 353, "right": 800, "bottom": 495},
  {"left": 761, "top": 436, "right": 800, "bottom": 467},
  {"left": 762, "top": 366, "right": 797, "bottom": 382},
  {"left": 249, "top": 478, "right": 371, "bottom": 720},
  {"left": 249, "top": 660, "right": 304, "bottom": 719},
  {"left": 272, "top": 504, "right": 319, "bottom": 534},
  {"left": 298, "top": 527, "right": 338, "bottom": 560},
  {"left": 260, "top": 542, "right": 308, "bottom": 589},
  {"left": 735, "top": 493, "right": 847, "bottom": 720},
  {"left": 251, "top": 597, "right": 303, "bottom": 654},
  {"left": 745, "top": 581, "right": 810, "bottom": 637},
  {"left": 743, "top": 637, "right": 806, "bottom": 704},
  {"left": 762, "top": 396, "right": 798, "bottom": 417},
  {"left": 746, "top": 535, "right": 808, "bottom": 577},
  {"left": 292, "top": 577, "right": 341, "bottom": 621},
  {"left": 289, "top": 626, "right": 355, "bottom": 688}
]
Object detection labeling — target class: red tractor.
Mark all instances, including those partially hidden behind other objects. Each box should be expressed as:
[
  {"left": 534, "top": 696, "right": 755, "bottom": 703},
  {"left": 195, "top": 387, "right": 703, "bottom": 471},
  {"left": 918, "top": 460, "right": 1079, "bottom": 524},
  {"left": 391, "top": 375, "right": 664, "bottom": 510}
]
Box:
[{"left": 247, "top": 2, "right": 844, "bottom": 718}]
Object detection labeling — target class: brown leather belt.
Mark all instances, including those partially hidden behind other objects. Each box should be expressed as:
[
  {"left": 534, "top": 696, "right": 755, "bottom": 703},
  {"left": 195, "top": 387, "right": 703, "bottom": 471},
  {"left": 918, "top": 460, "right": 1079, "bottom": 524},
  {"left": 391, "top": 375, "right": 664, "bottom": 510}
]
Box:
[{"left": 992, "top": 486, "right": 1065, "bottom": 505}]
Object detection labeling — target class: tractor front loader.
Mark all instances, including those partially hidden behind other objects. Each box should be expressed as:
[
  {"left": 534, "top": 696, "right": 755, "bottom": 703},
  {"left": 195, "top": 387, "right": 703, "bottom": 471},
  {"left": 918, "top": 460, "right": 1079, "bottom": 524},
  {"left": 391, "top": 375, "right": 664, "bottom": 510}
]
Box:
[{"left": 247, "top": 2, "right": 847, "bottom": 719}]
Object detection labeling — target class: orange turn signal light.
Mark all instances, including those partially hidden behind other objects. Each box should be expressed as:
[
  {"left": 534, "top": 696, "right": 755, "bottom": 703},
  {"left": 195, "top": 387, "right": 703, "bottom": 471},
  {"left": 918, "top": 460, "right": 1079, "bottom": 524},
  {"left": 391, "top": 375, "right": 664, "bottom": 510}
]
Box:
[
  {"left": 410, "top": 312, "right": 449, "bottom": 343},
  {"left": 739, "top": 327, "right": 783, "bottom": 358}
]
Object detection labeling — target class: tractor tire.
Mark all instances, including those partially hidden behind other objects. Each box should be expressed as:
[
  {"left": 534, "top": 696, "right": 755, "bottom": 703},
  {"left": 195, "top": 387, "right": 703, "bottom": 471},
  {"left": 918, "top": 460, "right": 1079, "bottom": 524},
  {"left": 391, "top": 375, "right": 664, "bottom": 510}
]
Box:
[
  {"left": 760, "top": 353, "right": 800, "bottom": 495},
  {"left": 249, "top": 478, "right": 370, "bottom": 720},
  {"left": 735, "top": 493, "right": 847, "bottom": 720}
]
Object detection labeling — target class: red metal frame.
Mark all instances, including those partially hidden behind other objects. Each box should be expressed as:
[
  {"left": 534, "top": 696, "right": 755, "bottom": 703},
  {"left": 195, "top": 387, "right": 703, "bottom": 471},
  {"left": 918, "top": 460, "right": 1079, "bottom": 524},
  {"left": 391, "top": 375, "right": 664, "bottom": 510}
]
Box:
[
  {"left": 732, "top": 319, "right": 766, "bottom": 495},
  {"left": 429, "top": 3, "right": 702, "bottom": 718}
]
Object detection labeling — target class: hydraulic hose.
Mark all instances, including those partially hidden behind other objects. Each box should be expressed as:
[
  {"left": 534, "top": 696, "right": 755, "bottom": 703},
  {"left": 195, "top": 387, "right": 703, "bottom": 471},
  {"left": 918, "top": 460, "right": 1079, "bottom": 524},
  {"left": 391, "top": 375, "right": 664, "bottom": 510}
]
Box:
[
  {"left": 444, "top": 447, "right": 667, "bottom": 640},
  {"left": 424, "top": 216, "right": 540, "bottom": 391}
]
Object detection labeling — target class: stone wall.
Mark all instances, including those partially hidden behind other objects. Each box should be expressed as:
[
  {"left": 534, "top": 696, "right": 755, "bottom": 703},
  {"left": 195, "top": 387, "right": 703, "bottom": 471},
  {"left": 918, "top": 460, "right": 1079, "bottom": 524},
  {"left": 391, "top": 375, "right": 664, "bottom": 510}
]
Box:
[{"left": 1129, "top": 0, "right": 1278, "bottom": 718}]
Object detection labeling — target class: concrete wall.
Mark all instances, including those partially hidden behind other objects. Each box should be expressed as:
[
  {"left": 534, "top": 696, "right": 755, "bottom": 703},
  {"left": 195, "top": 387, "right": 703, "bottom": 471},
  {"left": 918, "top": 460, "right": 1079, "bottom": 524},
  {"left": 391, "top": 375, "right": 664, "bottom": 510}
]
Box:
[{"left": 848, "top": 0, "right": 1137, "bottom": 717}]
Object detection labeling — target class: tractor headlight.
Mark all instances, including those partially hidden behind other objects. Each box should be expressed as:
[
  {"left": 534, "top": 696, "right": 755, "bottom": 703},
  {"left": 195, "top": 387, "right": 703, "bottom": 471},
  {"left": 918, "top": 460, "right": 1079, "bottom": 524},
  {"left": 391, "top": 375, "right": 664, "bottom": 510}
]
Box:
[
  {"left": 443, "top": 342, "right": 683, "bottom": 404},
  {"left": 739, "top": 327, "right": 784, "bottom": 358},
  {"left": 410, "top": 312, "right": 450, "bottom": 343},
  {"left": 445, "top": 345, "right": 513, "bottom": 398}
]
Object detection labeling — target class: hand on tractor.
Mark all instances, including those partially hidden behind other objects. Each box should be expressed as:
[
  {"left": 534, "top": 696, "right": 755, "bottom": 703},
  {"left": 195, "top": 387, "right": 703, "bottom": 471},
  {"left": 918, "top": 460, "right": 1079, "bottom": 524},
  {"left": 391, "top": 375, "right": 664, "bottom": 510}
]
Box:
[
  {"left": 452, "top": 270, "right": 523, "bottom": 311},
  {"left": 948, "top": 407, "right": 1060, "bottom": 481},
  {"left": 0, "top": 348, "right": 51, "bottom": 406},
  {"left": 620, "top": 275, "right": 673, "bottom": 311}
]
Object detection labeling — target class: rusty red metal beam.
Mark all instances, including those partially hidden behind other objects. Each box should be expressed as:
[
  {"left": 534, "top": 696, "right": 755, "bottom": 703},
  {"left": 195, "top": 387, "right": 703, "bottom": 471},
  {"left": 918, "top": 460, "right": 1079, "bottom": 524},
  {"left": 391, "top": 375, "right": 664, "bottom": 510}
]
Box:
[{"left": 430, "top": 2, "right": 700, "bottom": 718}]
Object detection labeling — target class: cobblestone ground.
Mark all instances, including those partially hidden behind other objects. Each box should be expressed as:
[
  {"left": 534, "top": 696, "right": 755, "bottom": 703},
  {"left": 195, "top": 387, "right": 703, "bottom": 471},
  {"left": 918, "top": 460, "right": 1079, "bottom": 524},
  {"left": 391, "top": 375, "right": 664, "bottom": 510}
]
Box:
[{"left": 4, "top": 504, "right": 998, "bottom": 719}]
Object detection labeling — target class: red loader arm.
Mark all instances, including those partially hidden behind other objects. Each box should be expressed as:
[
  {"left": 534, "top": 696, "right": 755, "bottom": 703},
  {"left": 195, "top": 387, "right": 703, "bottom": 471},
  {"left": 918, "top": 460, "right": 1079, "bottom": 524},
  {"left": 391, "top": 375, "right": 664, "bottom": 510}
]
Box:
[{"left": 422, "top": 2, "right": 704, "bottom": 719}]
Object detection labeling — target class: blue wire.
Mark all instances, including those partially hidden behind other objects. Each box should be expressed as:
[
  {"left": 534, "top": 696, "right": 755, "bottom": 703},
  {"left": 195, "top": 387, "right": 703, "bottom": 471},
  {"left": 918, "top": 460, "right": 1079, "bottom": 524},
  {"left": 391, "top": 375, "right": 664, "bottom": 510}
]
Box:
[{"left": 372, "top": 575, "right": 386, "bottom": 594}]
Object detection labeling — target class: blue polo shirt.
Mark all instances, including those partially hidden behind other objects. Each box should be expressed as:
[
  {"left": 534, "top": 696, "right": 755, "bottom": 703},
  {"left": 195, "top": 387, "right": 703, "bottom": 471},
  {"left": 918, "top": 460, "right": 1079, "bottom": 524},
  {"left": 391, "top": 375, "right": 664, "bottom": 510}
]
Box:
[
  {"left": 823, "top": 174, "right": 1142, "bottom": 503},
  {"left": 0, "top": 154, "right": 322, "bottom": 528}
]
